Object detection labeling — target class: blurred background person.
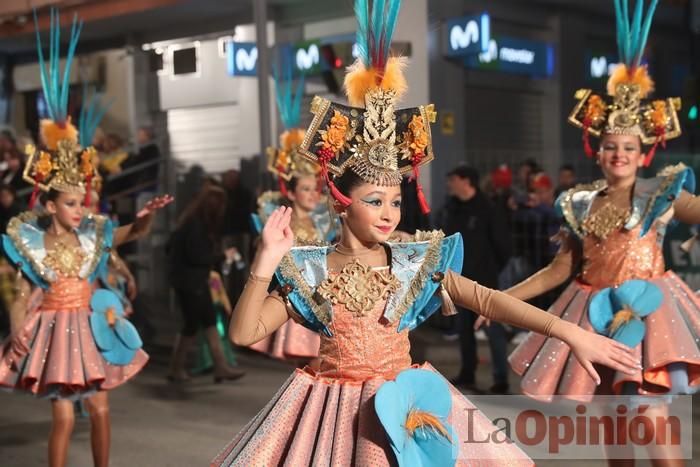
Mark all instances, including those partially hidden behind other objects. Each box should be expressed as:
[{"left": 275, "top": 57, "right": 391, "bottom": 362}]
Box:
[
  {"left": 166, "top": 182, "right": 245, "bottom": 383},
  {"left": 435, "top": 165, "right": 512, "bottom": 394},
  {"left": 555, "top": 163, "right": 577, "bottom": 198}
]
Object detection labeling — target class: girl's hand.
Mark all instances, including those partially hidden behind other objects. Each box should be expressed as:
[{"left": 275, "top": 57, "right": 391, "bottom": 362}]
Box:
[
  {"left": 250, "top": 207, "right": 294, "bottom": 278},
  {"left": 260, "top": 207, "right": 294, "bottom": 260},
  {"left": 136, "top": 195, "right": 174, "bottom": 218},
  {"left": 564, "top": 325, "right": 640, "bottom": 384}
]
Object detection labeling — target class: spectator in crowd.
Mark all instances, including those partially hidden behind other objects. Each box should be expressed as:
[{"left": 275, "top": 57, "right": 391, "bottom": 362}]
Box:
[
  {"left": 0, "top": 129, "right": 15, "bottom": 150},
  {"left": 119, "top": 125, "right": 161, "bottom": 192},
  {"left": 0, "top": 183, "right": 20, "bottom": 338},
  {"left": 511, "top": 172, "right": 561, "bottom": 310},
  {"left": 488, "top": 164, "right": 514, "bottom": 214},
  {"left": 555, "top": 164, "right": 577, "bottom": 198},
  {"left": 435, "top": 165, "right": 512, "bottom": 394},
  {"left": 99, "top": 132, "right": 129, "bottom": 175},
  {"left": 0, "top": 184, "right": 21, "bottom": 232},
  {"left": 1, "top": 147, "right": 25, "bottom": 193},
  {"left": 166, "top": 182, "right": 245, "bottom": 383},
  {"left": 221, "top": 168, "right": 254, "bottom": 301},
  {"left": 511, "top": 158, "right": 540, "bottom": 208}
]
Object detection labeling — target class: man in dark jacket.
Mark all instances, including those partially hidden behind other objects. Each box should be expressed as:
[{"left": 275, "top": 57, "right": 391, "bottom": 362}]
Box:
[{"left": 436, "top": 165, "right": 512, "bottom": 394}]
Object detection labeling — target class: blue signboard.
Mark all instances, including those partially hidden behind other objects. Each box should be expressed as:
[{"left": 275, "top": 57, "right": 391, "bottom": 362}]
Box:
[
  {"left": 227, "top": 42, "right": 258, "bottom": 76},
  {"left": 464, "top": 36, "right": 554, "bottom": 78},
  {"left": 444, "top": 13, "right": 490, "bottom": 57}
]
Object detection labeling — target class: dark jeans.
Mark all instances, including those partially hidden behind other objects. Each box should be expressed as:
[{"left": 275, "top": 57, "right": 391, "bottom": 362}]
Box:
[{"left": 456, "top": 308, "right": 509, "bottom": 385}]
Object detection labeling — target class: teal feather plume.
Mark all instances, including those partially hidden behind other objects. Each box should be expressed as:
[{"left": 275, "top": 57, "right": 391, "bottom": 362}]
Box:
[
  {"left": 613, "top": 0, "right": 659, "bottom": 69},
  {"left": 79, "top": 83, "right": 112, "bottom": 148},
  {"left": 33, "top": 8, "right": 83, "bottom": 124},
  {"left": 354, "top": 0, "right": 370, "bottom": 66}
]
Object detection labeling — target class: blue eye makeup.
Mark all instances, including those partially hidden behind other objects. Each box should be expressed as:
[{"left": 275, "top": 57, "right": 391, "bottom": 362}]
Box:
[{"left": 362, "top": 198, "right": 382, "bottom": 207}]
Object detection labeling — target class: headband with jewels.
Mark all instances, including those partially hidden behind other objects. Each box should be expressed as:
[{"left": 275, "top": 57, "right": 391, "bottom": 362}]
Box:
[
  {"left": 298, "top": 0, "right": 436, "bottom": 214},
  {"left": 267, "top": 71, "right": 319, "bottom": 196},
  {"left": 568, "top": 0, "right": 680, "bottom": 167},
  {"left": 23, "top": 9, "right": 99, "bottom": 208}
]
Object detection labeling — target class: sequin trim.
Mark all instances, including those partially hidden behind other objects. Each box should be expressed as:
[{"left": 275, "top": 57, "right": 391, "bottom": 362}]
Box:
[
  {"left": 559, "top": 180, "right": 606, "bottom": 238},
  {"left": 81, "top": 215, "right": 107, "bottom": 278},
  {"left": 279, "top": 253, "right": 331, "bottom": 325},
  {"left": 6, "top": 211, "right": 52, "bottom": 282},
  {"left": 390, "top": 230, "right": 444, "bottom": 324},
  {"left": 6, "top": 212, "right": 107, "bottom": 282}
]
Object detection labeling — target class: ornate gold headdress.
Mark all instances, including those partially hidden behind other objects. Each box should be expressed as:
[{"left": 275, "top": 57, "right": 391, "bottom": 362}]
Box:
[
  {"left": 298, "top": 0, "right": 436, "bottom": 213},
  {"left": 568, "top": 0, "right": 680, "bottom": 166},
  {"left": 24, "top": 9, "right": 99, "bottom": 208}
]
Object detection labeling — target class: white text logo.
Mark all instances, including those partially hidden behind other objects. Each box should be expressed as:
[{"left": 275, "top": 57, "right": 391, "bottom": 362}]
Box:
[
  {"left": 235, "top": 46, "right": 258, "bottom": 72},
  {"left": 296, "top": 44, "right": 320, "bottom": 71}
]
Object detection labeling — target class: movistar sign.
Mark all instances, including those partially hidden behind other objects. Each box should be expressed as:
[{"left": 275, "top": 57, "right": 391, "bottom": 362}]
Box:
[
  {"left": 227, "top": 42, "right": 258, "bottom": 76},
  {"left": 444, "top": 13, "right": 490, "bottom": 57},
  {"left": 464, "top": 36, "right": 554, "bottom": 78},
  {"left": 294, "top": 40, "right": 322, "bottom": 75},
  {"left": 585, "top": 52, "right": 618, "bottom": 80}
]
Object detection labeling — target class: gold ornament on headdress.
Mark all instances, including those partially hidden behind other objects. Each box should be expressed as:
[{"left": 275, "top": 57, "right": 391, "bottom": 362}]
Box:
[
  {"left": 347, "top": 89, "right": 402, "bottom": 186},
  {"left": 23, "top": 137, "right": 98, "bottom": 195},
  {"left": 298, "top": 0, "right": 435, "bottom": 213},
  {"left": 267, "top": 128, "right": 319, "bottom": 182},
  {"left": 567, "top": 1, "right": 681, "bottom": 166}
]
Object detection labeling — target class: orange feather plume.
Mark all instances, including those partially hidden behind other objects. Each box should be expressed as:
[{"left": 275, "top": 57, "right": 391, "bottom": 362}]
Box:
[
  {"left": 405, "top": 409, "right": 452, "bottom": 442},
  {"left": 40, "top": 118, "right": 78, "bottom": 151},
  {"left": 344, "top": 56, "right": 407, "bottom": 107},
  {"left": 607, "top": 64, "right": 654, "bottom": 98},
  {"left": 608, "top": 307, "right": 636, "bottom": 336},
  {"left": 280, "top": 128, "right": 305, "bottom": 152}
]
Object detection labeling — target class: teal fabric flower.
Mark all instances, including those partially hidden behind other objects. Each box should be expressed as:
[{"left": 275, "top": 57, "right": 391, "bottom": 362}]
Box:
[
  {"left": 89, "top": 289, "right": 142, "bottom": 365},
  {"left": 589, "top": 279, "right": 663, "bottom": 347},
  {"left": 375, "top": 369, "right": 456, "bottom": 467}
]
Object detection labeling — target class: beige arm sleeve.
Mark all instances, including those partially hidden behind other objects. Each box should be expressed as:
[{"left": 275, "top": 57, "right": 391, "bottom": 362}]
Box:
[
  {"left": 9, "top": 278, "right": 32, "bottom": 335},
  {"left": 443, "top": 270, "right": 562, "bottom": 337},
  {"left": 673, "top": 190, "right": 700, "bottom": 225},
  {"left": 113, "top": 214, "right": 154, "bottom": 247},
  {"left": 504, "top": 233, "right": 579, "bottom": 301},
  {"left": 227, "top": 274, "right": 291, "bottom": 346}
]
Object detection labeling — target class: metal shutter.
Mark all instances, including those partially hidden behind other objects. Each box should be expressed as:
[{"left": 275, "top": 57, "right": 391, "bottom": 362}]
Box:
[
  {"left": 167, "top": 104, "right": 241, "bottom": 174},
  {"left": 463, "top": 86, "right": 545, "bottom": 173}
]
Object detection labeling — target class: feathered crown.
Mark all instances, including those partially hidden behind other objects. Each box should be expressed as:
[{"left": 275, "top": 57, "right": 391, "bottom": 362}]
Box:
[
  {"left": 298, "top": 0, "right": 436, "bottom": 213},
  {"left": 266, "top": 68, "right": 319, "bottom": 196},
  {"left": 23, "top": 9, "right": 99, "bottom": 208},
  {"left": 568, "top": 0, "right": 681, "bottom": 166}
]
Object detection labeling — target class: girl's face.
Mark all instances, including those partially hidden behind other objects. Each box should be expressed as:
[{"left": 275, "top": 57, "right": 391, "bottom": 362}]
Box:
[
  {"left": 46, "top": 192, "right": 84, "bottom": 230},
  {"left": 288, "top": 175, "right": 320, "bottom": 212},
  {"left": 598, "top": 134, "right": 645, "bottom": 184},
  {"left": 341, "top": 182, "right": 402, "bottom": 244}
]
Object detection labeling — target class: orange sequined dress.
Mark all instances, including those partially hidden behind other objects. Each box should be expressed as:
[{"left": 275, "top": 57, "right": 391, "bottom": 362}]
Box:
[
  {"left": 213, "top": 234, "right": 533, "bottom": 466},
  {"left": 510, "top": 167, "right": 700, "bottom": 400},
  {"left": 0, "top": 213, "right": 148, "bottom": 400}
]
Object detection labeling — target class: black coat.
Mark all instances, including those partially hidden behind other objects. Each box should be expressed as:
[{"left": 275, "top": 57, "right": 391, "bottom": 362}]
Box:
[
  {"left": 435, "top": 192, "right": 511, "bottom": 289},
  {"left": 167, "top": 219, "right": 222, "bottom": 288}
]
